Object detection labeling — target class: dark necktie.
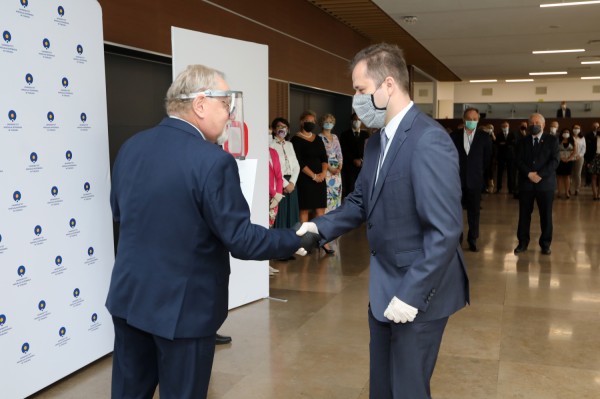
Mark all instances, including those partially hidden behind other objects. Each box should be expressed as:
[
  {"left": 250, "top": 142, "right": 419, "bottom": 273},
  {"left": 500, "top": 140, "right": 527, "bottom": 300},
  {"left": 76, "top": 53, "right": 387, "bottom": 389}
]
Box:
[
  {"left": 376, "top": 129, "right": 388, "bottom": 182},
  {"left": 533, "top": 137, "right": 540, "bottom": 157},
  {"left": 534, "top": 137, "right": 539, "bottom": 147}
]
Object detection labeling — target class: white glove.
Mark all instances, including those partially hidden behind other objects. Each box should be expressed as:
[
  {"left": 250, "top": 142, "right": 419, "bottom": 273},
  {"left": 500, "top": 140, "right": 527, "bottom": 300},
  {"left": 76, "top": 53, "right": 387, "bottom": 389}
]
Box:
[
  {"left": 295, "top": 248, "right": 308, "bottom": 256},
  {"left": 269, "top": 193, "right": 284, "bottom": 209},
  {"left": 295, "top": 222, "right": 319, "bottom": 236},
  {"left": 383, "top": 296, "right": 418, "bottom": 324}
]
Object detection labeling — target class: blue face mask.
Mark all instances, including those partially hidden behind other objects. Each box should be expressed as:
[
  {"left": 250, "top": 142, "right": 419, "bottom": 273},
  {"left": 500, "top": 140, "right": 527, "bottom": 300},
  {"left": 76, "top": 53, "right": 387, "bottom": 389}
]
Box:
[
  {"left": 323, "top": 122, "right": 334, "bottom": 130},
  {"left": 465, "top": 120, "right": 478, "bottom": 131}
]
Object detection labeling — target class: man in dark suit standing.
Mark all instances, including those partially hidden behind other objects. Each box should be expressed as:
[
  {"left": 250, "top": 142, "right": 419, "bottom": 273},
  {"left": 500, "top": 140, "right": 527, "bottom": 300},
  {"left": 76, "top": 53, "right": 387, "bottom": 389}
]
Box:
[
  {"left": 556, "top": 101, "right": 571, "bottom": 118},
  {"left": 340, "top": 113, "right": 369, "bottom": 198},
  {"left": 106, "top": 65, "right": 319, "bottom": 399},
  {"left": 496, "top": 120, "right": 517, "bottom": 194},
  {"left": 450, "top": 108, "right": 491, "bottom": 252},
  {"left": 297, "top": 43, "right": 469, "bottom": 399},
  {"left": 514, "top": 113, "right": 560, "bottom": 255}
]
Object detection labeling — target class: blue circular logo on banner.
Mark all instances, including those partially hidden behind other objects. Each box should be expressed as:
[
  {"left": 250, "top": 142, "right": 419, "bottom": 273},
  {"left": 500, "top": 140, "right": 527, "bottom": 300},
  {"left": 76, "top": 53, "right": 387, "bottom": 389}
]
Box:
[
  {"left": 18, "top": 265, "right": 26, "bottom": 277},
  {"left": 8, "top": 110, "right": 17, "bottom": 122},
  {"left": 3, "top": 31, "right": 11, "bottom": 43},
  {"left": 80, "top": 112, "right": 87, "bottom": 122},
  {"left": 66, "top": 150, "right": 72, "bottom": 161},
  {"left": 69, "top": 218, "right": 76, "bottom": 228},
  {"left": 38, "top": 300, "right": 46, "bottom": 311},
  {"left": 51, "top": 186, "right": 58, "bottom": 197},
  {"left": 55, "top": 255, "right": 62, "bottom": 266},
  {"left": 0, "top": 314, "right": 6, "bottom": 326},
  {"left": 77, "top": 44, "right": 83, "bottom": 55},
  {"left": 73, "top": 288, "right": 80, "bottom": 298},
  {"left": 43, "top": 38, "right": 50, "bottom": 49},
  {"left": 21, "top": 343, "right": 29, "bottom": 354},
  {"left": 47, "top": 111, "right": 55, "bottom": 122},
  {"left": 58, "top": 6, "right": 64, "bottom": 17},
  {"left": 91, "top": 313, "right": 98, "bottom": 323},
  {"left": 13, "top": 191, "right": 22, "bottom": 202},
  {"left": 30, "top": 152, "right": 38, "bottom": 163},
  {"left": 59, "top": 327, "right": 66, "bottom": 337},
  {"left": 61, "top": 77, "right": 69, "bottom": 88},
  {"left": 88, "top": 247, "right": 94, "bottom": 256},
  {"left": 84, "top": 182, "right": 90, "bottom": 192},
  {"left": 25, "top": 73, "right": 33, "bottom": 85},
  {"left": 21, "top": 0, "right": 29, "bottom": 8},
  {"left": 34, "top": 225, "right": 42, "bottom": 236}
]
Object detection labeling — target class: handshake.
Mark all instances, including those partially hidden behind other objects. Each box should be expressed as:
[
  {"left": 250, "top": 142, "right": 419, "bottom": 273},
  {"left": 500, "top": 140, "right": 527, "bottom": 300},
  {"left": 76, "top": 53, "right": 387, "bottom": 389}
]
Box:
[{"left": 293, "top": 222, "right": 322, "bottom": 256}]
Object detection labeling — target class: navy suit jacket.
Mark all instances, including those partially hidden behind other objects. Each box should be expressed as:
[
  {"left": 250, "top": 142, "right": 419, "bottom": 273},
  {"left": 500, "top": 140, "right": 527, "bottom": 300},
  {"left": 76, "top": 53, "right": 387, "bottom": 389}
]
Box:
[
  {"left": 516, "top": 133, "right": 560, "bottom": 192},
  {"left": 314, "top": 106, "right": 469, "bottom": 323},
  {"left": 450, "top": 129, "right": 492, "bottom": 191},
  {"left": 106, "top": 117, "right": 300, "bottom": 339}
]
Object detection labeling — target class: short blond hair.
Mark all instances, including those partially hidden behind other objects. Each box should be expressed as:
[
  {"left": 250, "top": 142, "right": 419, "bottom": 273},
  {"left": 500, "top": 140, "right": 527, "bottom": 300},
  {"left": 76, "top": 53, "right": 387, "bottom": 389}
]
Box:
[
  {"left": 165, "top": 65, "right": 225, "bottom": 116},
  {"left": 320, "top": 113, "right": 336, "bottom": 126}
]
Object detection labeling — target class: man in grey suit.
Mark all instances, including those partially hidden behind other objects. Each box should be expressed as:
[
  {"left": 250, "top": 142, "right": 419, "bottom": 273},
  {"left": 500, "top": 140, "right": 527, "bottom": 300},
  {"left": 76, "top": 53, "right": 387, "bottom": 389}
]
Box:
[{"left": 297, "top": 43, "right": 469, "bottom": 399}]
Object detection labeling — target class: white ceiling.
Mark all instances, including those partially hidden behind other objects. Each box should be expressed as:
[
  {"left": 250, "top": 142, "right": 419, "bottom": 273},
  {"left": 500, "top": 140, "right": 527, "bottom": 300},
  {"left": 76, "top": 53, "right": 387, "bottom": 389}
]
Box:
[{"left": 373, "top": 0, "right": 600, "bottom": 81}]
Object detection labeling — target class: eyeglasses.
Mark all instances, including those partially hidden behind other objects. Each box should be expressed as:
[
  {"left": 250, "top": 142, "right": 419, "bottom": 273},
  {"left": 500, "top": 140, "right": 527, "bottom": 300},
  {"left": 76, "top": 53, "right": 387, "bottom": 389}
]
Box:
[{"left": 177, "top": 90, "right": 240, "bottom": 117}]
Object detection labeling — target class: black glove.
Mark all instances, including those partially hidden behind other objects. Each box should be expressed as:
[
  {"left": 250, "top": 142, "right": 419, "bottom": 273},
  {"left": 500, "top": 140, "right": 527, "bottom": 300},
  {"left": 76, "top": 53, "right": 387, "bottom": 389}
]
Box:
[{"left": 299, "top": 232, "right": 321, "bottom": 253}]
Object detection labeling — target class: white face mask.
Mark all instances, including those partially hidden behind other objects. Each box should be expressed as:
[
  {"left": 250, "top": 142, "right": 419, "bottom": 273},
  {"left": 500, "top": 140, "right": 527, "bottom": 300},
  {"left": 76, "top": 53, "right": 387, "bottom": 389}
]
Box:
[
  {"left": 573, "top": 129, "right": 580, "bottom": 135},
  {"left": 502, "top": 127, "right": 509, "bottom": 134},
  {"left": 562, "top": 133, "right": 570, "bottom": 139},
  {"left": 550, "top": 127, "right": 558, "bottom": 134},
  {"left": 352, "top": 85, "right": 389, "bottom": 129}
]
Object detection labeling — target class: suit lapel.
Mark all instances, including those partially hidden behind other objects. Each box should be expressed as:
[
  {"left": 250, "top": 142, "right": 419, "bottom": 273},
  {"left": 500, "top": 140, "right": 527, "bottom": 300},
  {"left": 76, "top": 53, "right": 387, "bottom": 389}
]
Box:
[{"left": 367, "top": 106, "right": 419, "bottom": 217}]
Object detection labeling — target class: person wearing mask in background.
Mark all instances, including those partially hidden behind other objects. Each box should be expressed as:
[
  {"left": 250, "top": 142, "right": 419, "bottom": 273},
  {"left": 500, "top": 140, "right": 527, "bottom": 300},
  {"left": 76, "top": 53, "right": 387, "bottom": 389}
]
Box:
[
  {"left": 512, "top": 121, "right": 529, "bottom": 199},
  {"left": 496, "top": 121, "right": 517, "bottom": 194},
  {"left": 296, "top": 43, "right": 468, "bottom": 399},
  {"left": 291, "top": 111, "right": 329, "bottom": 232},
  {"left": 549, "top": 120, "right": 559, "bottom": 136},
  {"left": 106, "top": 65, "right": 320, "bottom": 399},
  {"left": 450, "top": 108, "right": 491, "bottom": 252},
  {"left": 270, "top": 117, "right": 301, "bottom": 261},
  {"left": 556, "top": 101, "right": 571, "bottom": 118},
  {"left": 586, "top": 121, "right": 600, "bottom": 200},
  {"left": 483, "top": 123, "right": 497, "bottom": 194},
  {"left": 319, "top": 113, "right": 343, "bottom": 254},
  {"left": 571, "top": 124, "right": 586, "bottom": 196},
  {"left": 514, "top": 113, "right": 560, "bottom": 256},
  {"left": 340, "top": 113, "right": 369, "bottom": 198},
  {"left": 556, "top": 128, "right": 577, "bottom": 200}
]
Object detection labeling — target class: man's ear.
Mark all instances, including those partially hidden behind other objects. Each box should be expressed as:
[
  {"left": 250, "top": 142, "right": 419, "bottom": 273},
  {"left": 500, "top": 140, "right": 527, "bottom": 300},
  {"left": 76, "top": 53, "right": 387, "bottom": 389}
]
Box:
[{"left": 192, "top": 95, "right": 207, "bottom": 118}]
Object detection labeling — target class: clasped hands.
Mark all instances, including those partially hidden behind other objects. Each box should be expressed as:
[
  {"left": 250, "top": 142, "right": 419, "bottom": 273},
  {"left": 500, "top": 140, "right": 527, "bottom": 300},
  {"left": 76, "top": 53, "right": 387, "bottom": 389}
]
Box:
[
  {"left": 527, "top": 171, "right": 542, "bottom": 184},
  {"left": 293, "top": 222, "right": 321, "bottom": 256}
]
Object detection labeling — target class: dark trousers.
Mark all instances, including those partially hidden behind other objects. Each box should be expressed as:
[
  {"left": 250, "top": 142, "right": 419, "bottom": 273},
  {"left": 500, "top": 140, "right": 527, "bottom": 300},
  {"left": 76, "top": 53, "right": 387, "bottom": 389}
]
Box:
[
  {"left": 462, "top": 188, "right": 481, "bottom": 243},
  {"left": 496, "top": 155, "right": 514, "bottom": 192},
  {"left": 368, "top": 308, "right": 448, "bottom": 399},
  {"left": 517, "top": 190, "right": 554, "bottom": 248},
  {"left": 342, "top": 167, "right": 360, "bottom": 198},
  {"left": 111, "top": 316, "right": 216, "bottom": 399}
]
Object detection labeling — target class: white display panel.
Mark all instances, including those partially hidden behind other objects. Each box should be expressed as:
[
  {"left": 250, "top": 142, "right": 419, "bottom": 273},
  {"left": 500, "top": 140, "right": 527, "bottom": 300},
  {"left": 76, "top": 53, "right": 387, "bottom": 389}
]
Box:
[
  {"left": 0, "top": 1, "right": 115, "bottom": 397},
  {"left": 171, "top": 27, "right": 270, "bottom": 309}
]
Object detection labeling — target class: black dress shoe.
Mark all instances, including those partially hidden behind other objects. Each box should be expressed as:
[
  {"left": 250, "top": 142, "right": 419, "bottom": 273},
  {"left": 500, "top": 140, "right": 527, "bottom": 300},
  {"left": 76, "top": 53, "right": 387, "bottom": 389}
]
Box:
[
  {"left": 321, "top": 245, "right": 335, "bottom": 255},
  {"left": 514, "top": 245, "right": 528, "bottom": 255},
  {"left": 215, "top": 334, "right": 232, "bottom": 345},
  {"left": 541, "top": 247, "right": 552, "bottom": 255},
  {"left": 468, "top": 241, "right": 478, "bottom": 252}
]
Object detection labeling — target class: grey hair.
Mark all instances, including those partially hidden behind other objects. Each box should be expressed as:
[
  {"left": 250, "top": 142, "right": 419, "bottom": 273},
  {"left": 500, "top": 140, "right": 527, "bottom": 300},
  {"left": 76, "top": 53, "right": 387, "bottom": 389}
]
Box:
[
  {"left": 165, "top": 65, "right": 225, "bottom": 116},
  {"left": 529, "top": 113, "right": 545, "bottom": 124}
]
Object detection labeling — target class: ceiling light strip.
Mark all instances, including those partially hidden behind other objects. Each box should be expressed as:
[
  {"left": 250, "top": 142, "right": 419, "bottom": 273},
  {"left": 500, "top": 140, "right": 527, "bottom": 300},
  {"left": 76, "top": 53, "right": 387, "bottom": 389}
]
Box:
[
  {"left": 541, "top": 1, "right": 600, "bottom": 7},
  {"left": 506, "top": 79, "right": 535, "bottom": 82},
  {"left": 532, "top": 49, "right": 585, "bottom": 54},
  {"left": 581, "top": 61, "right": 600, "bottom": 64},
  {"left": 581, "top": 76, "right": 600, "bottom": 79},
  {"left": 529, "top": 71, "right": 568, "bottom": 75},
  {"left": 469, "top": 79, "right": 497, "bottom": 83}
]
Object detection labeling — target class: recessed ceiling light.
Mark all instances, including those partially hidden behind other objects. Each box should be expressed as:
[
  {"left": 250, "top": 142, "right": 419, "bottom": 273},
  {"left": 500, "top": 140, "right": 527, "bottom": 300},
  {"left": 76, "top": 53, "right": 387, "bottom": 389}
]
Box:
[
  {"left": 581, "top": 76, "right": 600, "bottom": 79},
  {"left": 581, "top": 61, "right": 600, "bottom": 64},
  {"left": 532, "top": 49, "right": 585, "bottom": 54},
  {"left": 541, "top": 1, "right": 600, "bottom": 7},
  {"left": 529, "top": 71, "right": 568, "bottom": 75},
  {"left": 469, "top": 79, "right": 497, "bottom": 83},
  {"left": 506, "top": 79, "right": 535, "bottom": 82}
]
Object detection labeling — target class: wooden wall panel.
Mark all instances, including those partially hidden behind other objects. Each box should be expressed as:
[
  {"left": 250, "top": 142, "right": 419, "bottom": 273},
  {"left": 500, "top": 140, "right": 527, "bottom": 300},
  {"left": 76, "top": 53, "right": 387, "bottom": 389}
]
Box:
[{"left": 269, "top": 80, "right": 290, "bottom": 124}]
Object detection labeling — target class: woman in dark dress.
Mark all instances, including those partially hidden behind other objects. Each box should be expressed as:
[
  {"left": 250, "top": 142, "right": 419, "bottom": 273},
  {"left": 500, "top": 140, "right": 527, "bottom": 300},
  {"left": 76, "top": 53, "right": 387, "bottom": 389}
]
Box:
[{"left": 291, "top": 110, "right": 328, "bottom": 227}]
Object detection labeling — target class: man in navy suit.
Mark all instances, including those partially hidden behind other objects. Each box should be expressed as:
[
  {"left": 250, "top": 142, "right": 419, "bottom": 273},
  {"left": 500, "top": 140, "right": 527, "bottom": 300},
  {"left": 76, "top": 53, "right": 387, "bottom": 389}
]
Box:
[
  {"left": 450, "top": 108, "right": 491, "bottom": 252},
  {"left": 297, "top": 43, "right": 469, "bottom": 399},
  {"left": 556, "top": 101, "right": 571, "bottom": 118},
  {"left": 514, "top": 113, "right": 560, "bottom": 255},
  {"left": 106, "top": 65, "right": 319, "bottom": 399}
]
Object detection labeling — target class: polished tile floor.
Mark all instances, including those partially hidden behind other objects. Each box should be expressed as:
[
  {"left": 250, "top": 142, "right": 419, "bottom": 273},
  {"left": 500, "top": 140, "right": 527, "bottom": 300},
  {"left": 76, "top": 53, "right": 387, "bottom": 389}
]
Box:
[{"left": 31, "top": 188, "right": 600, "bottom": 398}]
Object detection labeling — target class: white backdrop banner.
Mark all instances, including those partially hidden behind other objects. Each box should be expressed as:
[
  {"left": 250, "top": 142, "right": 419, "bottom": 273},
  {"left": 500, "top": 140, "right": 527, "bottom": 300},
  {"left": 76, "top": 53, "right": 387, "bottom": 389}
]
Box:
[
  {"left": 171, "top": 27, "right": 270, "bottom": 309},
  {"left": 0, "top": 1, "right": 115, "bottom": 397}
]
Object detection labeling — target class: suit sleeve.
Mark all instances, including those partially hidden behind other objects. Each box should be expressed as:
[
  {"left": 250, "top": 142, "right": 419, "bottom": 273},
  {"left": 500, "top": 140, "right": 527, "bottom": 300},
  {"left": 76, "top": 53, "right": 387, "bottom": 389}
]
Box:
[
  {"left": 201, "top": 153, "right": 300, "bottom": 260},
  {"left": 398, "top": 127, "right": 463, "bottom": 310},
  {"left": 537, "top": 137, "right": 560, "bottom": 179}
]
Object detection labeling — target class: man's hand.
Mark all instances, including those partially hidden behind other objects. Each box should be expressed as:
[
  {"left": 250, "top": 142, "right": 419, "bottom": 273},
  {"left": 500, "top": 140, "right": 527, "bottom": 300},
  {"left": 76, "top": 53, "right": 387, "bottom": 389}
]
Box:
[
  {"left": 293, "top": 222, "right": 321, "bottom": 255},
  {"left": 383, "top": 296, "right": 418, "bottom": 324},
  {"left": 528, "top": 171, "right": 542, "bottom": 183}
]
